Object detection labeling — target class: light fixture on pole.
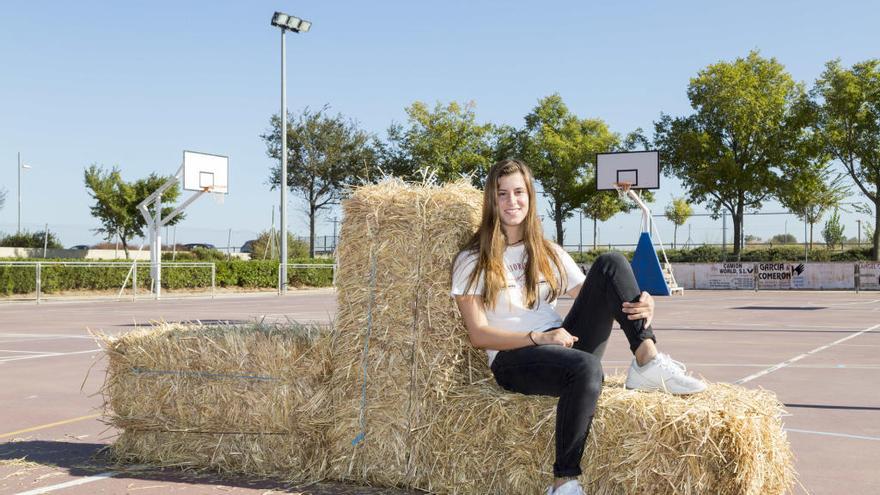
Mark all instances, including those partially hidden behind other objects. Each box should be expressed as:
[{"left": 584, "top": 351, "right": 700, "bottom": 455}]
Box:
[
  {"left": 270, "top": 11, "right": 311, "bottom": 295},
  {"left": 17, "top": 152, "right": 32, "bottom": 234}
]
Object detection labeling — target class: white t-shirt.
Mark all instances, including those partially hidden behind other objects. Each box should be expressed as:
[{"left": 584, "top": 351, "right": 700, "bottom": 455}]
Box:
[{"left": 450, "top": 243, "right": 586, "bottom": 366}]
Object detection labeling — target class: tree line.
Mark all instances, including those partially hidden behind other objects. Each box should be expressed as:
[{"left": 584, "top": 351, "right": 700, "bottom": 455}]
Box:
[
  {"left": 260, "top": 51, "right": 879, "bottom": 260},
  {"left": 81, "top": 51, "right": 879, "bottom": 261}
]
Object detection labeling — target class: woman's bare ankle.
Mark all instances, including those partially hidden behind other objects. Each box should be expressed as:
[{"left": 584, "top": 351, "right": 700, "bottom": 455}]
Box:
[
  {"left": 553, "top": 476, "right": 576, "bottom": 489},
  {"left": 634, "top": 339, "right": 658, "bottom": 366}
]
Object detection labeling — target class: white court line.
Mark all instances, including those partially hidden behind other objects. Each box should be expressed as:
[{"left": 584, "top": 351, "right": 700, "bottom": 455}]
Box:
[
  {"left": 0, "top": 349, "right": 100, "bottom": 363},
  {"left": 785, "top": 428, "right": 880, "bottom": 442},
  {"left": 0, "top": 333, "right": 94, "bottom": 339},
  {"left": 735, "top": 323, "right": 880, "bottom": 384},
  {"left": 823, "top": 299, "right": 880, "bottom": 306},
  {"left": 13, "top": 471, "right": 118, "bottom": 495},
  {"left": 0, "top": 349, "right": 61, "bottom": 354}
]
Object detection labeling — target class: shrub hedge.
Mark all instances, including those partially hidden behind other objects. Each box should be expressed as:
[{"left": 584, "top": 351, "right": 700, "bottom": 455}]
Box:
[
  {"left": 0, "top": 258, "right": 333, "bottom": 295},
  {"left": 569, "top": 245, "right": 875, "bottom": 264}
]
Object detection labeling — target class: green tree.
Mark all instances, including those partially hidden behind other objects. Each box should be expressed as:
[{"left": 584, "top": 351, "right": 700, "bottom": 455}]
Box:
[
  {"left": 521, "top": 94, "right": 619, "bottom": 245},
  {"left": 770, "top": 233, "right": 798, "bottom": 244},
  {"left": 84, "top": 165, "right": 183, "bottom": 259},
  {"left": 250, "top": 230, "right": 309, "bottom": 260},
  {"left": 778, "top": 166, "right": 848, "bottom": 249},
  {"left": 380, "top": 100, "right": 498, "bottom": 185},
  {"left": 813, "top": 59, "right": 880, "bottom": 260},
  {"left": 822, "top": 209, "right": 846, "bottom": 249},
  {"left": 0, "top": 230, "right": 63, "bottom": 249},
  {"left": 654, "top": 51, "right": 811, "bottom": 256},
  {"left": 864, "top": 221, "right": 876, "bottom": 245},
  {"left": 262, "top": 106, "right": 375, "bottom": 258},
  {"left": 582, "top": 188, "right": 631, "bottom": 250},
  {"left": 664, "top": 197, "right": 693, "bottom": 249},
  {"left": 776, "top": 85, "right": 847, "bottom": 251}
]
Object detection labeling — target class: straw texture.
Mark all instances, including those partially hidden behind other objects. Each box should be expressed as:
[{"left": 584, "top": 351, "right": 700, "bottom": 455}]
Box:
[
  {"left": 327, "top": 179, "right": 487, "bottom": 486},
  {"left": 100, "top": 178, "right": 795, "bottom": 494},
  {"left": 427, "top": 377, "right": 794, "bottom": 494},
  {"left": 327, "top": 178, "right": 794, "bottom": 494},
  {"left": 100, "top": 322, "right": 333, "bottom": 482}
]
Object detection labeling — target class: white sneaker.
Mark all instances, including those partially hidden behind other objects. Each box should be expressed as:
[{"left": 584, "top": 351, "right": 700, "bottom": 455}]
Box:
[
  {"left": 546, "top": 480, "right": 585, "bottom": 495},
  {"left": 625, "top": 353, "right": 707, "bottom": 395}
]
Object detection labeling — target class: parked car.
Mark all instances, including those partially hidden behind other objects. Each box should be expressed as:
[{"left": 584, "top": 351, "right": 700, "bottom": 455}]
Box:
[
  {"left": 240, "top": 240, "right": 256, "bottom": 254},
  {"left": 182, "top": 243, "right": 216, "bottom": 250},
  {"left": 69, "top": 244, "right": 90, "bottom": 250}
]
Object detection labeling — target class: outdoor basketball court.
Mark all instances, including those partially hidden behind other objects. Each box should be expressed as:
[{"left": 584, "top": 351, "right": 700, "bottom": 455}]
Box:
[{"left": 0, "top": 289, "right": 877, "bottom": 494}]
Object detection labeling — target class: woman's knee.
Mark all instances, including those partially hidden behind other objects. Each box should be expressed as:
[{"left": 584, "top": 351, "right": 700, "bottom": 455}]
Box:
[
  {"left": 567, "top": 353, "right": 604, "bottom": 394},
  {"left": 595, "top": 252, "right": 628, "bottom": 271}
]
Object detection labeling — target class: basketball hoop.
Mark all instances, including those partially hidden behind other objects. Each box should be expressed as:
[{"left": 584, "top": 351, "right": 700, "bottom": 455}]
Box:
[
  {"left": 204, "top": 186, "right": 225, "bottom": 205},
  {"left": 613, "top": 181, "right": 633, "bottom": 198}
]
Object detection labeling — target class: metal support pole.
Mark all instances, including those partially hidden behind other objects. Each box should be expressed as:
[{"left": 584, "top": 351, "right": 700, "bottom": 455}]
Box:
[
  {"left": 855, "top": 263, "right": 860, "bottom": 293},
  {"left": 578, "top": 211, "right": 583, "bottom": 253},
  {"left": 155, "top": 196, "right": 162, "bottom": 300},
  {"left": 804, "top": 213, "right": 809, "bottom": 263},
  {"left": 279, "top": 29, "right": 289, "bottom": 295},
  {"left": 753, "top": 263, "right": 759, "bottom": 292},
  {"left": 722, "top": 211, "right": 727, "bottom": 258},
  {"left": 133, "top": 260, "right": 138, "bottom": 300},
  {"left": 17, "top": 152, "right": 22, "bottom": 234},
  {"left": 42, "top": 223, "right": 49, "bottom": 258},
  {"left": 211, "top": 263, "right": 216, "bottom": 299},
  {"left": 35, "top": 262, "right": 41, "bottom": 304}
]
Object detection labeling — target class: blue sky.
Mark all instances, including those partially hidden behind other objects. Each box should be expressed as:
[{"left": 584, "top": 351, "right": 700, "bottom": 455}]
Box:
[{"left": 1, "top": 1, "right": 877, "bottom": 250}]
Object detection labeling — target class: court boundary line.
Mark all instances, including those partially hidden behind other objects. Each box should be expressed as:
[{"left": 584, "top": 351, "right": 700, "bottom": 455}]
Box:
[
  {"left": 13, "top": 471, "right": 118, "bottom": 495},
  {"left": 0, "top": 349, "right": 100, "bottom": 363},
  {"left": 785, "top": 428, "right": 880, "bottom": 442},
  {"left": 735, "top": 323, "right": 880, "bottom": 384},
  {"left": 0, "top": 413, "right": 101, "bottom": 440}
]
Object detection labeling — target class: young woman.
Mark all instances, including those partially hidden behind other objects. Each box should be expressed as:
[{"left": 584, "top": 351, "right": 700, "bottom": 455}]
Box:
[{"left": 451, "top": 159, "right": 705, "bottom": 495}]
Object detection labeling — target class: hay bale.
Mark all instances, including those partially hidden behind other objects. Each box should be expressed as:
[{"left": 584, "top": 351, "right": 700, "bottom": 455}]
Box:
[
  {"left": 328, "top": 179, "right": 795, "bottom": 494},
  {"left": 327, "top": 179, "right": 489, "bottom": 485},
  {"left": 99, "top": 322, "right": 333, "bottom": 481},
  {"left": 427, "top": 377, "right": 795, "bottom": 495}
]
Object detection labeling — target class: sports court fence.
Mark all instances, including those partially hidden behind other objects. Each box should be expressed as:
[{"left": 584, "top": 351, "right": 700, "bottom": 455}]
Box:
[{"left": 0, "top": 261, "right": 216, "bottom": 303}]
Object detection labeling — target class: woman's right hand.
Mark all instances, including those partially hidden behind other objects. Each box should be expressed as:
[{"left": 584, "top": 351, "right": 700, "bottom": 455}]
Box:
[{"left": 534, "top": 328, "right": 578, "bottom": 348}]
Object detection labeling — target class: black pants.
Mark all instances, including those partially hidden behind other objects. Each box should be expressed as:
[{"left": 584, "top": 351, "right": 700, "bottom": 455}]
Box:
[{"left": 489, "top": 252, "right": 656, "bottom": 478}]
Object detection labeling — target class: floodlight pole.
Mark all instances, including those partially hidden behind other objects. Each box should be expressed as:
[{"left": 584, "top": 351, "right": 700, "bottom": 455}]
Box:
[
  {"left": 271, "top": 11, "right": 310, "bottom": 295},
  {"left": 17, "top": 152, "right": 30, "bottom": 234},
  {"left": 17, "top": 152, "right": 22, "bottom": 234},
  {"left": 280, "top": 27, "right": 288, "bottom": 295}
]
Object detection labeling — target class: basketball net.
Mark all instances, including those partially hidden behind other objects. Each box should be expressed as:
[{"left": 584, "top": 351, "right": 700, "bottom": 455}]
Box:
[
  {"left": 613, "top": 181, "right": 633, "bottom": 199},
  {"left": 204, "top": 186, "right": 225, "bottom": 205}
]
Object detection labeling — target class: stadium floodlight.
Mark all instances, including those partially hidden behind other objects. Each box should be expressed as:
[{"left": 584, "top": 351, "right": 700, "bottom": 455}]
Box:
[
  {"left": 271, "top": 11, "right": 311, "bottom": 33},
  {"left": 270, "top": 11, "right": 311, "bottom": 295}
]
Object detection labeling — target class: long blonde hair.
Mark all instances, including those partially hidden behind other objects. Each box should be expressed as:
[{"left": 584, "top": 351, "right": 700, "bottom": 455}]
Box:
[{"left": 459, "top": 159, "right": 566, "bottom": 309}]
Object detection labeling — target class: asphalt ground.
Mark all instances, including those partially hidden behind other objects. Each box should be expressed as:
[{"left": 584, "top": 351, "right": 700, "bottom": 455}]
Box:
[{"left": 1, "top": 289, "right": 877, "bottom": 494}]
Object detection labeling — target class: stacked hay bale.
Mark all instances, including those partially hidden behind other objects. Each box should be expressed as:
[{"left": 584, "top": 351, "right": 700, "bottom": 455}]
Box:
[
  {"left": 328, "top": 179, "right": 795, "bottom": 494},
  {"left": 427, "top": 378, "right": 794, "bottom": 495},
  {"left": 327, "top": 179, "right": 489, "bottom": 487},
  {"left": 100, "top": 322, "right": 333, "bottom": 481}
]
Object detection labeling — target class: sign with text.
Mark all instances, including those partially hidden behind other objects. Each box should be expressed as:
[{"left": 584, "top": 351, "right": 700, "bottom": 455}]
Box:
[
  {"left": 706, "top": 262, "right": 755, "bottom": 290},
  {"left": 859, "top": 262, "right": 880, "bottom": 290}
]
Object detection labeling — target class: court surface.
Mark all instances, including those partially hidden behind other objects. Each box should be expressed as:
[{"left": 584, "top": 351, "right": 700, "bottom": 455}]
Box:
[{"left": 1, "top": 289, "right": 877, "bottom": 494}]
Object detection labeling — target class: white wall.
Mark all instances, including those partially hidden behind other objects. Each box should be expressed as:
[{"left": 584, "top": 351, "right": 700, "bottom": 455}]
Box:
[{"left": 669, "top": 262, "right": 879, "bottom": 290}]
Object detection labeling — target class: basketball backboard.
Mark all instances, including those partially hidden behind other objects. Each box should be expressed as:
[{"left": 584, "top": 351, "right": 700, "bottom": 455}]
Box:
[
  {"left": 596, "top": 151, "right": 660, "bottom": 190},
  {"left": 183, "top": 150, "right": 228, "bottom": 194}
]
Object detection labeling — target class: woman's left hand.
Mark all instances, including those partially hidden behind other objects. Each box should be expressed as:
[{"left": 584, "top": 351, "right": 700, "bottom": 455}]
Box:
[{"left": 622, "top": 291, "right": 654, "bottom": 328}]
